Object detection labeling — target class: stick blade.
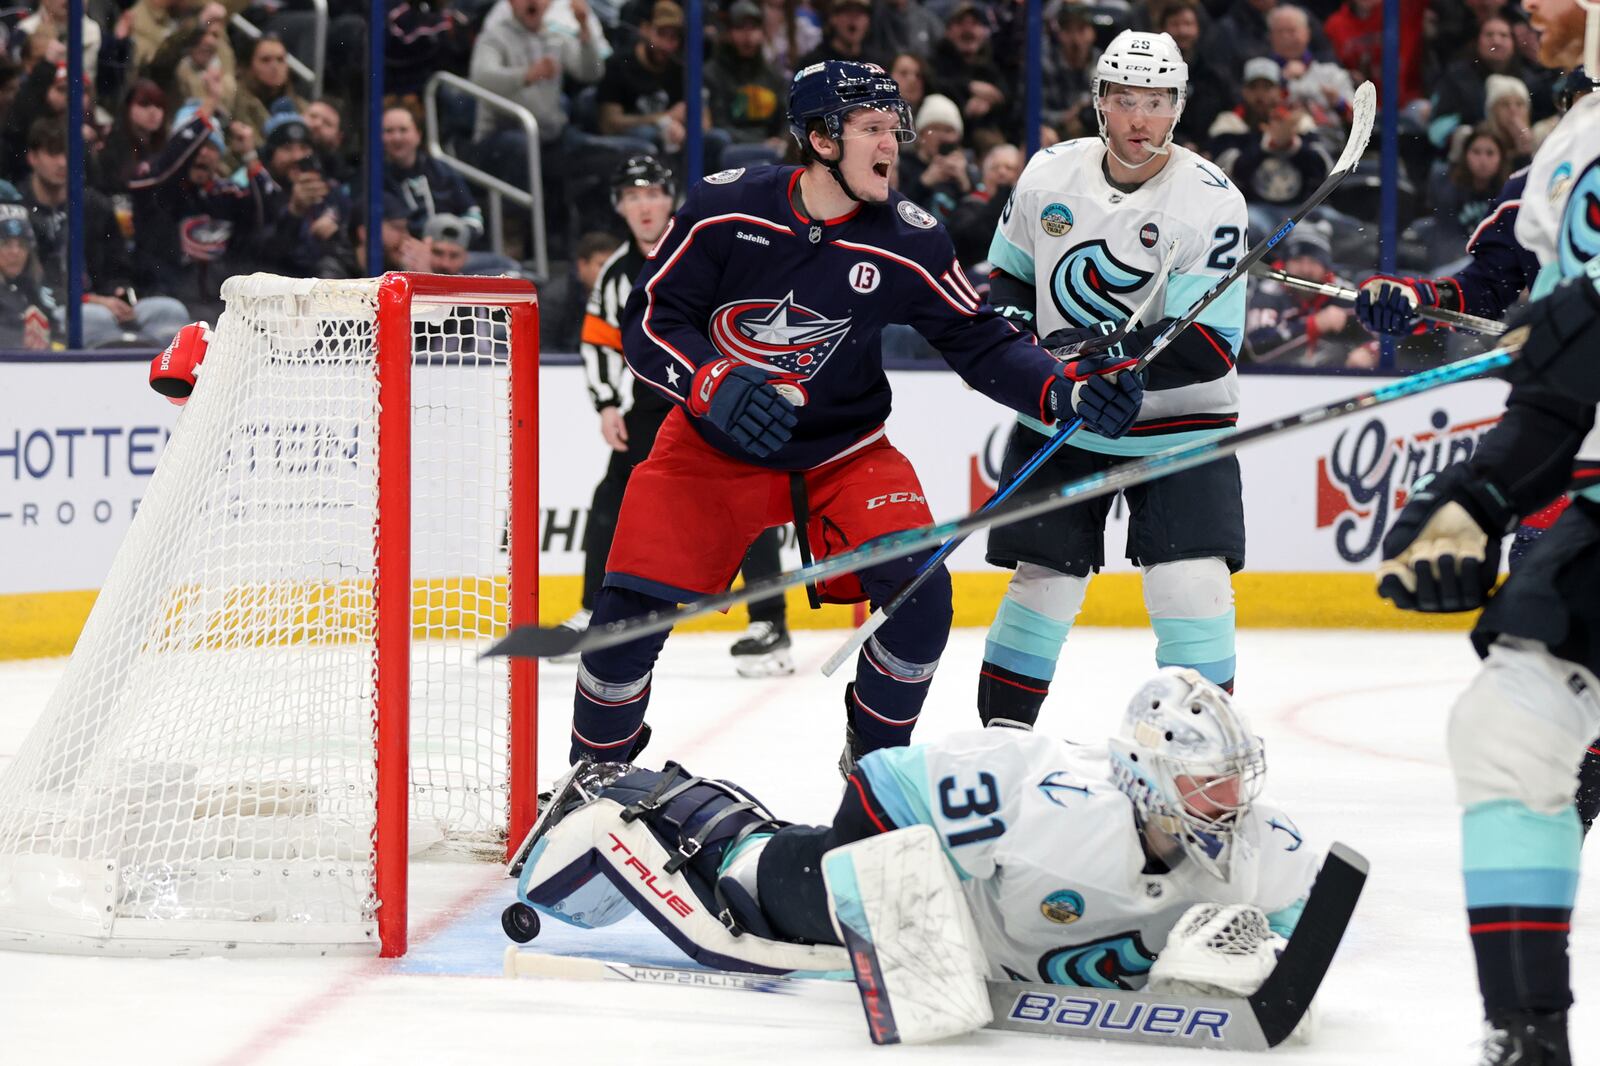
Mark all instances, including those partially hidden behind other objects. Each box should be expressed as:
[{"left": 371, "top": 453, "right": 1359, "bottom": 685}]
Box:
[
  {"left": 484, "top": 623, "right": 586, "bottom": 660},
  {"left": 1249, "top": 841, "right": 1369, "bottom": 1046},
  {"left": 1334, "top": 81, "right": 1377, "bottom": 175}
]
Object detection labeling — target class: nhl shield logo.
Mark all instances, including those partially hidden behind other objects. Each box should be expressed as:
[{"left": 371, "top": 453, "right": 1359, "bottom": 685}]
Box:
[{"left": 708, "top": 292, "right": 853, "bottom": 404}]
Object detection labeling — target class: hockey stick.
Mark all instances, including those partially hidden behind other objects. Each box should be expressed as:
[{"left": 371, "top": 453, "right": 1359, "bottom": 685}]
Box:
[
  {"left": 812, "top": 84, "right": 1376, "bottom": 674},
  {"left": 485, "top": 331, "right": 1518, "bottom": 662},
  {"left": 816, "top": 238, "right": 1181, "bottom": 676},
  {"left": 505, "top": 842, "right": 1368, "bottom": 1050},
  {"left": 1248, "top": 265, "right": 1507, "bottom": 336}
]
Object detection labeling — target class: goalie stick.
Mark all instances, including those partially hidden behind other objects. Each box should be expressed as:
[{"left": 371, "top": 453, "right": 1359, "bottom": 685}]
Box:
[
  {"left": 1248, "top": 265, "right": 1507, "bottom": 336},
  {"left": 486, "top": 334, "right": 1519, "bottom": 661},
  {"left": 814, "top": 81, "right": 1377, "bottom": 676},
  {"left": 505, "top": 842, "right": 1369, "bottom": 1051},
  {"left": 817, "top": 237, "right": 1182, "bottom": 676}
]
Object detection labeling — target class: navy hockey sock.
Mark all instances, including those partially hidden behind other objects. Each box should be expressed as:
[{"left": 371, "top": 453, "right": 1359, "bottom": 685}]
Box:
[
  {"left": 1463, "top": 800, "right": 1580, "bottom": 1014},
  {"left": 1469, "top": 903, "right": 1574, "bottom": 1014},
  {"left": 570, "top": 586, "right": 675, "bottom": 763},
  {"left": 849, "top": 552, "right": 951, "bottom": 751},
  {"left": 977, "top": 661, "right": 1050, "bottom": 728}
]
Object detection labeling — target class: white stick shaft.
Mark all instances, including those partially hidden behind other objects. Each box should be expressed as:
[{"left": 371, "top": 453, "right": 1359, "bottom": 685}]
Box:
[
  {"left": 820, "top": 607, "right": 887, "bottom": 677},
  {"left": 503, "top": 947, "right": 826, "bottom": 996}
]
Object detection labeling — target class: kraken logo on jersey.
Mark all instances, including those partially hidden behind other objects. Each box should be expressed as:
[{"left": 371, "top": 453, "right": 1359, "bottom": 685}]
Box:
[
  {"left": 1557, "top": 157, "right": 1600, "bottom": 277},
  {"left": 1049, "top": 240, "right": 1154, "bottom": 328},
  {"left": 709, "top": 291, "right": 853, "bottom": 380},
  {"left": 1039, "top": 932, "right": 1157, "bottom": 989}
]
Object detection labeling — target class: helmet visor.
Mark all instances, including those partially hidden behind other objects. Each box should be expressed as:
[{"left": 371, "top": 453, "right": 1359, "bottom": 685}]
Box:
[
  {"left": 1099, "top": 88, "right": 1181, "bottom": 118},
  {"left": 838, "top": 103, "right": 917, "bottom": 143}
]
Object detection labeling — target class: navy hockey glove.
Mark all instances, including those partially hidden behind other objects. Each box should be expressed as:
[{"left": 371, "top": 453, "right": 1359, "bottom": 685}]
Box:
[
  {"left": 1501, "top": 260, "right": 1600, "bottom": 403},
  {"left": 1354, "top": 276, "right": 1447, "bottom": 337},
  {"left": 1376, "top": 463, "right": 1517, "bottom": 613},
  {"left": 687, "top": 357, "right": 798, "bottom": 458},
  {"left": 1045, "top": 353, "right": 1144, "bottom": 439}
]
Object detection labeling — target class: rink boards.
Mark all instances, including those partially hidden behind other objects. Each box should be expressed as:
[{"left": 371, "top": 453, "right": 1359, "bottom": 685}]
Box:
[{"left": 0, "top": 358, "right": 1510, "bottom": 658}]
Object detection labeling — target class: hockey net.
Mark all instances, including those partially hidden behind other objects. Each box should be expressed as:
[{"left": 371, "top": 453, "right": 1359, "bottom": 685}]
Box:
[{"left": 0, "top": 273, "right": 539, "bottom": 957}]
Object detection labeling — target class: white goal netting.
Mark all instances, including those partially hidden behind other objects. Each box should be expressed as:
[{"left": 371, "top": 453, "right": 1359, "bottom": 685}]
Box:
[{"left": 0, "top": 274, "right": 535, "bottom": 955}]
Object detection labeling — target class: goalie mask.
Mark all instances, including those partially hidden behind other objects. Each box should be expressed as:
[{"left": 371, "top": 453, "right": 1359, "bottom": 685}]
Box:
[
  {"left": 1109, "top": 667, "right": 1265, "bottom": 881},
  {"left": 1092, "top": 30, "right": 1188, "bottom": 168}
]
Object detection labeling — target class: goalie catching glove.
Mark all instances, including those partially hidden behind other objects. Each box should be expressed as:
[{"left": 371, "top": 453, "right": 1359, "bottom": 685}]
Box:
[
  {"left": 149, "top": 322, "right": 213, "bottom": 405},
  {"left": 687, "top": 357, "right": 799, "bottom": 458},
  {"left": 1376, "top": 463, "right": 1517, "bottom": 613}
]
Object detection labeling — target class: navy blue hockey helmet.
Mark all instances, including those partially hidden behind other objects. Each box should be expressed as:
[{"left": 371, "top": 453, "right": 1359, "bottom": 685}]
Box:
[{"left": 786, "top": 60, "right": 915, "bottom": 151}]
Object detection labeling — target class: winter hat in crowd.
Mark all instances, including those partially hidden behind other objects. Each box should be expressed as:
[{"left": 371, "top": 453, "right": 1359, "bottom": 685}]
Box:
[
  {"left": 916, "top": 93, "right": 963, "bottom": 137},
  {"left": 264, "top": 109, "right": 311, "bottom": 156},
  {"left": 1283, "top": 222, "right": 1332, "bottom": 267},
  {"left": 1484, "top": 73, "right": 1531, "bottom": 111},
  {"left": 1242, "top": 56, "right": 1282, "bottom": 86},
  {"left": 424, "top": 213, "right": 472, "bottom": 248}
]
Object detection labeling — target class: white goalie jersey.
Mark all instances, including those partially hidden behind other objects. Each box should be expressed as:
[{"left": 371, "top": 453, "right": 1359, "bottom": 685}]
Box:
[
  {"left": 855, "top": 728, "right": 1316, "bottom": 989},
  {"left": 989, "top": 138, "right": 1250, "bottom": 456}
]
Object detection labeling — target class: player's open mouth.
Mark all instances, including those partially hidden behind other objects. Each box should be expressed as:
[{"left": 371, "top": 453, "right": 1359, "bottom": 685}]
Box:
[{"left": 873, "top": 162, "right": 891, "bottom": 178}]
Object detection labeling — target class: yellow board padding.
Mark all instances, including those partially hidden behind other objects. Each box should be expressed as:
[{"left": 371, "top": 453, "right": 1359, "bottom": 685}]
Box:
[{"left": 0, "top": 569, "right": 1476, "bottom": 663}]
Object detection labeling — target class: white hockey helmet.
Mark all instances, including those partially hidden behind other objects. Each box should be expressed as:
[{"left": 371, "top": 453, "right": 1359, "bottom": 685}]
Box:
[
  {"left": 1108, "top": 667, "right": 1265, "bottom": 881},
  {"left": 1092, "top": 30, "right": 1189, "bottom": 158}
]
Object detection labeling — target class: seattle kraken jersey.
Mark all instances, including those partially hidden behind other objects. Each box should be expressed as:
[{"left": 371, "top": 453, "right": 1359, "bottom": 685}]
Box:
[
  {"left": 990, "top": 139, "right": 1249, "bottom": 457},
  {"left": 620, "top": 165, "right": 1064, "bottom": 470},
  {"left": 1515, "top": 92, "right": 1600, "bottom": 499},
  {"left": 858, "top": 728, "right": 1316, "bottom": 989}
]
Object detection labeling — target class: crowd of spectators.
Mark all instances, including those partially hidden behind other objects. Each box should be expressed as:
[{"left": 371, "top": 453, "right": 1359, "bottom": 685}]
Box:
[{"left": 0, "top": 0, "right": 1576, "bottom": 365}]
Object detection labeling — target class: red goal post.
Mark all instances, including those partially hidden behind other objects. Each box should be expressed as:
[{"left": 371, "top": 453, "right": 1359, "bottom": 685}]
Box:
[{"left": 0, "top": 272, "right": 540, "bottom": 958}]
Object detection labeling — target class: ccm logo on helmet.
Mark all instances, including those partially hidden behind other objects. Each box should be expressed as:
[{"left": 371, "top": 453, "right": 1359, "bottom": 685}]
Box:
[
  {"left": 866, "top": 491, "right": 926, "bottom": 509},
  {"left": 606, "top": 833, "right": 695, "bottom": 918}
]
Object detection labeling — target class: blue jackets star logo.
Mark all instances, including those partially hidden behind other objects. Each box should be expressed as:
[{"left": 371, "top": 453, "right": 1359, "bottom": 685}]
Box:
[{"left": 709, "top": 291, "right": 852, "bottom": 378}]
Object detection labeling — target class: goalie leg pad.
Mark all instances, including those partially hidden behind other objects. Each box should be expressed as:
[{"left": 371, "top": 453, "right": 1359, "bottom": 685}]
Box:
[
  {"left": 823, "top": 824, "right": 992, "bottom": 1045},
  {"left": 516, "top": 779, "right": 851, "bottom": 975}
]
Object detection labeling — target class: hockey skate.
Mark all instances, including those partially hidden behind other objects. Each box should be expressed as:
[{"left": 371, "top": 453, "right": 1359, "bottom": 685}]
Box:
[
  {"left": 730, "top": 619, "right": 794, "bottom": 677},
  {"left": 549, "top": 608, "right": 592, "bottom": 664},
  {"left": 1476, "top": 1011, "right": 1571, "bottom": 1066}
]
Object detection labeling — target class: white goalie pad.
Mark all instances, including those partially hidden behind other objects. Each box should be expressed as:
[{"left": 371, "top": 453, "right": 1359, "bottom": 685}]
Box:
[
  {"left": 822, "top": 825, "right": 992, "bottom": 1045},
  {"left": 519, "top": 798, "right": 850, "bottom": 975},
  {"left": 1149, "top": 903, "right": 1316, "bottom": 1044}
]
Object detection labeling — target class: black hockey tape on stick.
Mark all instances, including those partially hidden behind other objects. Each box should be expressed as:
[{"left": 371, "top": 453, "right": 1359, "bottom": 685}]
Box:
[
  {"left": 484, "top": 334, "right": 1518, "bottom": 662},
  {"left": 1248, "top": 265, "right": 1508, "bottom": 336}
]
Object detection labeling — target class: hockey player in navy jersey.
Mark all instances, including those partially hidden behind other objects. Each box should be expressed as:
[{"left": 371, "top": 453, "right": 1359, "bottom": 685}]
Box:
[
  {"left": 974, "top": 31, "right": 1250, "bottom": 732},
  {"left": 565, "top": 60, "right": 1144, "bottom": 772}
]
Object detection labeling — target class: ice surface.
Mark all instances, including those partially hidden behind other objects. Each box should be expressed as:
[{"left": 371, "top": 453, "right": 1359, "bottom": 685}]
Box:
[{"left": 1, "top": 627, "right": 1594, "bottom": 1064}]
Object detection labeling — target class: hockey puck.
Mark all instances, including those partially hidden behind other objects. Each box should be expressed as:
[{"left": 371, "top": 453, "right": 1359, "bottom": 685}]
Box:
[{"left": 502, "top": 902, "right": 541, "bottom": 943}]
